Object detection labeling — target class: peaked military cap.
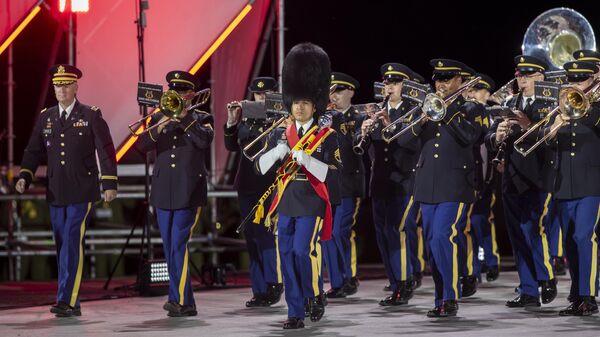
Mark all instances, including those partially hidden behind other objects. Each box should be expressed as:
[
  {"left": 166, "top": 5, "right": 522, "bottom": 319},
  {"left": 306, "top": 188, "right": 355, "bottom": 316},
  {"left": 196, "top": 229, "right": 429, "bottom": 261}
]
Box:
[{"left": 49, "top": 64, "right": 82, "bottom": 85}]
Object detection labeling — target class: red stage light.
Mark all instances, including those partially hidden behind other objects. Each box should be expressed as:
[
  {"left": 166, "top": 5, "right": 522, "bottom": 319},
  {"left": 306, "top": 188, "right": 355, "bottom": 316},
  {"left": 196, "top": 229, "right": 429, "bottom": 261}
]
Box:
[{"left": 59, "top": 0, "right": 89, "bottom": 13}]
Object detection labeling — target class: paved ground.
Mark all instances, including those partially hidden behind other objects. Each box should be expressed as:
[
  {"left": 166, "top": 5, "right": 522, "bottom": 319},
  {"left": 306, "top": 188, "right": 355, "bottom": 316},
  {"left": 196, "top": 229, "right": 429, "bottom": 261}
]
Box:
[{"left": 1, "top": 271, "right": 599, "bottom": 337}]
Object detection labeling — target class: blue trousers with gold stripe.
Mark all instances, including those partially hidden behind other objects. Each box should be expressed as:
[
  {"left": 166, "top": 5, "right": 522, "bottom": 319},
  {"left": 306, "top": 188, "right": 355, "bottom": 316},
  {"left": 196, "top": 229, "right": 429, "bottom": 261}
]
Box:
[
  {"left": 546, "top": 199, "right": 563, "bottom": 260},
  {"left": 558, "top": 196, "right": 600, "bottom": 297},
  {"left": 323, "top": 197, "right": 361, "bottom": 288},
  {"left": 239, "top": 194, "right": 281, "bottom": 295},
  {"left": 407, "top": 203, "right": 425, "bottom": 276},
  {"left": 372, "top": 196, "right": 416, "bottom": 291},
  {"left": 503, "top": 192, "right": 554, "bottom": 297},
  {"left": 471, "top": 192, "right": 500, "bottom": 271},
  {"left": 277, "top": 215, "right": 323, "bottom": 319},
  {"left": 156, "top": 207, "right": 201, "bottom": 306},
  {"left": 421, "top": 202, "right": 467, "bottom": 306},
  {"left": 49, "top": 202, "right": 93, "bottom": 308},
  {"left": 459, "top": 204, "right": 476, "bottom": 278}
]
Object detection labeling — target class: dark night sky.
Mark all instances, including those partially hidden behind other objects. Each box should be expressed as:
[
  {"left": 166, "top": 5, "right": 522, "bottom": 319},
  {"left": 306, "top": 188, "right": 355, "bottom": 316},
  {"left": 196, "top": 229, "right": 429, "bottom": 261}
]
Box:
[{"left": 1, "top": 0, "right": 599, "bottom": 164}]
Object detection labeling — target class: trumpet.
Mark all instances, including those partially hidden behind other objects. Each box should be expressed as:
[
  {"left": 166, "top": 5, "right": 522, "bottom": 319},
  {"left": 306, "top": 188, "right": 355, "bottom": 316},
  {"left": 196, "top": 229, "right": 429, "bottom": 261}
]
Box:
[
  {"left": 128, "top": 88, "right": 211, "bottom": 135},
  {"left": 389, "top": 76, "right": 482, "bottom": 140},
  {"left": 514, "top": 79, "right": 600, "bottom": 156},
  {"left": 352, "top": 95, "right": 390, "bottom": 155}
]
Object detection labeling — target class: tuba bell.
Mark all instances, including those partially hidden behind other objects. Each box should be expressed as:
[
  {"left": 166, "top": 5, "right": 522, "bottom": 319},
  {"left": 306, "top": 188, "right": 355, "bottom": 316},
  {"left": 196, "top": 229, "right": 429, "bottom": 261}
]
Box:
[{"left": 522, "top": 8, "right": 596, "bottom": 70}]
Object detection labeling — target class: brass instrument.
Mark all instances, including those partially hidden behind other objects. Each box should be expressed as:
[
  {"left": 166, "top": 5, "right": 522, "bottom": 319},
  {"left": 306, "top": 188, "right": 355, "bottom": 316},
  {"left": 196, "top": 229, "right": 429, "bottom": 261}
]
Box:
[
  {"left": 489, "top": 79, "right": 516, "bottom": 104},
  {"left": 352, "top": 95, "right": 390, "bottom": 155},
  {"left": 128, "top": 88, "right": 211, "bottom": 135},
  {"left": 242, "top": 116, "right": 288, "bottom": 161},
  {"left": 514, "top": 80, "right": 600, "bottom": 156},
  {"left": 389, "top": 76, "right": 482, "bottom": 140},
  {"left": 522, "top": 8, "right": 596, "bottom": 69},
  {"left": 381, "top": 105, "right": 421, "bottom": 143}
]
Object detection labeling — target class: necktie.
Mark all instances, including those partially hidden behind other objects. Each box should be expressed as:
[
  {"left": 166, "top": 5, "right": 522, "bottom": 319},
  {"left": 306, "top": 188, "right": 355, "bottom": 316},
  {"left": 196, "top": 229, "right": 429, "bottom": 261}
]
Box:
[
  {"left": 297, "top": 126, "right": 304, "bottom": 139},
  {"left": 60, "top": 110, "right": 67, "bottom": 124},
  {"left": 524, "top": 98, "right": 532, "bottom": 111}
]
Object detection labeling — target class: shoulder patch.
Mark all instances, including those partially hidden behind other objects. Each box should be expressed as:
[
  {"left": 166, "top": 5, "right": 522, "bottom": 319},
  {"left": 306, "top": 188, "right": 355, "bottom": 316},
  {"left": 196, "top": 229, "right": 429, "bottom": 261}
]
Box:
[
  {"left": 40, "top": 108, "right": 47, "bottom": 114},
  {"left": 91, "top": 106, "right": 99, "bottom": 111}
]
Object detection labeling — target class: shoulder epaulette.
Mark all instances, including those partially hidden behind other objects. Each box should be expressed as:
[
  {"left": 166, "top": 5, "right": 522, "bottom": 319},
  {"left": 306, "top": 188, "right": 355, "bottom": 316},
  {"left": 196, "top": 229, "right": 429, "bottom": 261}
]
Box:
[
  {"left": 40, "top": 108, "right": 47, "bottom": 114},
  {"left": 91, "top": 106, "right": 99, "bottom": 111}
]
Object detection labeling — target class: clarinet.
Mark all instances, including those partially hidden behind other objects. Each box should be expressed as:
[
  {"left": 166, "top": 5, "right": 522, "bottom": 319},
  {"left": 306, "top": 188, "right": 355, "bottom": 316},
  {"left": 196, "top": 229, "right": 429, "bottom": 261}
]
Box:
[{"left": 353, "top": 95, "right": 390, "bottom": 155}]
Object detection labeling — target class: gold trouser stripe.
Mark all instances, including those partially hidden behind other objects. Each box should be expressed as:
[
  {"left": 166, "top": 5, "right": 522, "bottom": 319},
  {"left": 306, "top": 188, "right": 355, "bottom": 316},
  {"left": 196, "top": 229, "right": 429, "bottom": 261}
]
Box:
[
  {"left": 538, "top": 193, "right": 555, "bottom": 279},
  {"left": 589, "top": 204, "right": 600, "bottom": 295},
  {"left": 489, "top": 194, "right": 501, "bottom": 263},
  {"left": 310, "top": 217, "right": 322, "bottom": 296},
  {"left": 350, "top": 198, "right": 360, "bottom": 277},
  {"left": 399, "top": 196, "right": 414, "bottom": 281},
  {"left": 179, "top": 207, "right": 201, "bottom": 305},
  {"left": 558, "top": 226, "right": 563, "bottom": 257},
  {"left": 465, "top": 204, "right": 474, "bottom": 276},
  {"left": 316, "top": 219, "right": 323, "bottom": 289},
  {"left": 450, "top": 203, "right": 465, "bottom": 300},
  {"left": 69, "top": 202, "right": 92, "bottom": 307},
  {"left": 417, "top": 226, "right": 425, "bottom": 272},
  {"left": 275, "top": 232, "right": 282, "bottom": 283}
]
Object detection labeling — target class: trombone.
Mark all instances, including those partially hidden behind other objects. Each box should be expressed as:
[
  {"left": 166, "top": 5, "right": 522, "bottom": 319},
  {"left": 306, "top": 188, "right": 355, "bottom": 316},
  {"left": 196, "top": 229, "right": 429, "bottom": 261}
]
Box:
[
  {"left": 128, "top": 88, "right": 211, "bottom": 135},
  {"left": 242, "top": 116, "right": 289, "bottom": 161},
  {"left": 386, "top": 76, "right": 482, "bottom": 141},
  {"left": 513, "top": 79, "right": 600, "bottom": 156}
]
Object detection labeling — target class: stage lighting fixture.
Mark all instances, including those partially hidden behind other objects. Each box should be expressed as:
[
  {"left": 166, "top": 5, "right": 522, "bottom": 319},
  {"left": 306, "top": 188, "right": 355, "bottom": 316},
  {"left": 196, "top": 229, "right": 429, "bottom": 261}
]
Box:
[{"left": 139, "top": 259, "right": 170, "bottom": 296}]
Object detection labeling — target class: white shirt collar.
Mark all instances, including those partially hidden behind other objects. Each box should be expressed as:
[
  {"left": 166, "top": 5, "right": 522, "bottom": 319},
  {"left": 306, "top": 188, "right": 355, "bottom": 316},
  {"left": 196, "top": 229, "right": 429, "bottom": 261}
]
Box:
[
  {"left": 387, "top": 100, "right": 402, "bottom": 110},
  {"left": 59, "top": 99, "right": 77, "bottom": 119},
  {"left": 295, "top": 118, "right": 314, "bottom": 133},
  {"left": 521, "top": 95, "right": 534, "bottom": 109}
]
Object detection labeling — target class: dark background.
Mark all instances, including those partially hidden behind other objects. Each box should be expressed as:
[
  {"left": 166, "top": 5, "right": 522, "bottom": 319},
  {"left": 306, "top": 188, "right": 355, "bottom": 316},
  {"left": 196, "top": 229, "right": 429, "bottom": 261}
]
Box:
[{"left": 1, "top": 1, "right": 598, "bottom": 272}]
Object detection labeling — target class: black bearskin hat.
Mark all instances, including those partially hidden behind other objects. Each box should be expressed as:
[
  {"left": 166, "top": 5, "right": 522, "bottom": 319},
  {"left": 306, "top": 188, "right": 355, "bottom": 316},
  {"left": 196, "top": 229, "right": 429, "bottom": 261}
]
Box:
[{"left": 282, "top": 42, "right": 331, "bottom": 114}]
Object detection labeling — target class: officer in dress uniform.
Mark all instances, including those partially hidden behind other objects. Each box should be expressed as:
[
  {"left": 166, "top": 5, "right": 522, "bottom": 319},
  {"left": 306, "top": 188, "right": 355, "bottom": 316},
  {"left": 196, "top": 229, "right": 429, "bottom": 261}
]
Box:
[
  {"left": 15, "top": 64, "right": 117, "bottom": 317},
  {"left": 485, "top": 55, "right": 556, "bottom": 308},
  {"left": 255, "top": 43, "right": 341, "bottom": 329},
  {"left": 359, "top": 63, "right": 420, "bottom": 306},
  {"left": 396, "top": 59, "right": 485, "bottom": 317},
  {"left": 545, "top": 61, "right": 600, "bottom": 316},
  {"left": 466, "top": 73, "right": 502, "bottom": 282},
  {"left": 136, "top": 70, "right": 214, "bottom": 317},
  {"left": 224, "top": 77, "right": 283, "bottom": 307}
]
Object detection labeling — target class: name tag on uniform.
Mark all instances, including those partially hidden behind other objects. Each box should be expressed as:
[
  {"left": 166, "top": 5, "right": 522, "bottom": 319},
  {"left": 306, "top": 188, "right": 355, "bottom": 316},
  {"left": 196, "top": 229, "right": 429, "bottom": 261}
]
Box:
[
  {"left": 74, "top": 119, "right": 89, "bottom": 127},
  {"left": 43, "top": 128, "right": 52, "bottom": 135},
  {"left": 316, "top": 145, "right": 322, "bottom": 153}
]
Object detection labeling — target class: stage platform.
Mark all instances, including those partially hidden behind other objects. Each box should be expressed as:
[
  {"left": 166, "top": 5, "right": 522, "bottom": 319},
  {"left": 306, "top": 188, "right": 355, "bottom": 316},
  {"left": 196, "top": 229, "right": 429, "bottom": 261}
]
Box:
[{"left": 1, "top": 271, "right": 599, "bottom": 337}]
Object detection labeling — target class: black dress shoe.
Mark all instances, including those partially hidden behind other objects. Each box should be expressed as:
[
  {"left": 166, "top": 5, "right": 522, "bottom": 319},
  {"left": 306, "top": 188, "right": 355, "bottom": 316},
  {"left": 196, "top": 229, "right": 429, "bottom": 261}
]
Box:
[
  {"left": 559, "top": 299, "right": 582, "bottom": 316},
  {"left": 403, "top": 280, "right": 415, "bottom": 300},
  {"left": 379, "top": 283, "right": 409, "bottom": 306},
  {"left": 308, "top": 295, "right": 325, "bottom": 322},
  {"left": 486, "top": 266, "right": 499, "bottom": 282},
  {"left": 413, "top": 272, "right": 423, "bottom": 289},
  {"left": 383, "top": 284, "right": 392, "bottom": 291},
  {"left": 506, "top": 294, "right": 541, "bottom": 308},
  {"left": 461, "top": 275, "right": 478, "bottom": 298},
  {"left": 554, "top": 257, "right": 567, "bottom": 276},
  {"left": 167, "top": 303, "right": 197, "bottom": 317},
  {"left": 264, "top": 283, "right": 284, "bottom": 305},
  {"left": 283, "top": 317, "right": 305, "bottom": 329},
  {"left": 540, "top": 279, "right": 557, "bottom": 304},
  {"left": 52, "top": 302, "right": 81, "bottom": 317},
  {"left": 343, "top": 277, "right": 359, "bottom": 296},
  {"left": 163, "top": 301, "right": 178, "bottom": 312},
  {"left": 560, "top": 297, "right": 597, "bottom": 316},
  {"left": 427, "top": 300, "right": 458, "bottom": 317},
  {"left": 246, "top": 294, "right": 269, "bottom": 307},
  {"left": 326, "top": 287, "right": 347, "bottom": 298}
]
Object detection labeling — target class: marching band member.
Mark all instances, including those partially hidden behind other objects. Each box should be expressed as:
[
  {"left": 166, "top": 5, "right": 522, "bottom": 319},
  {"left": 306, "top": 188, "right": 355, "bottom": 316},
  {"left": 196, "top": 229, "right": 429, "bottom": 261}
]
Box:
[
  {"left": 324, "top": 72, "right": 365, "bottom": 298},
  {"left": 485, "top": 55, "right": 556, "bottom": 308},
  {"left": 224, "top": 77, "right": 283, "bottom": 307},
  {"left": 255, "top": 43, "right": 341, "bottom": 329},
  {"left": 545, "top": 60, "right": 600, "bottom": 316},
  {"left": 136, "top": 70, "right": 214, "bottom": 317},
  {"left": 397, "top": 59, "right": 485, "bottom": 317}
]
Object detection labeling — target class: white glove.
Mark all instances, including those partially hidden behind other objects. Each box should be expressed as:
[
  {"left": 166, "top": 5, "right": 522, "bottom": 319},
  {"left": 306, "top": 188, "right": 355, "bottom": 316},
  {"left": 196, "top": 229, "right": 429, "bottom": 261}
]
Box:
[
  {"left": 274, "top": 143, "right": 290, "bottom": 160},
  {"left": 292, "top": 150, "right": 328, "bottom": 182},
  {"left": 258, "top": 143, "right": 290, "bottom": 174}
]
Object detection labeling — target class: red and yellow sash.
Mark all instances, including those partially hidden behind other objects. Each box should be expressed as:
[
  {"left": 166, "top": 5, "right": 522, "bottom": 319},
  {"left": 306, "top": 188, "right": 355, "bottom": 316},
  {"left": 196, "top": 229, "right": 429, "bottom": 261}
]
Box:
[{"left": 254, "top": 123, "right": 334, "bottom": 240}]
